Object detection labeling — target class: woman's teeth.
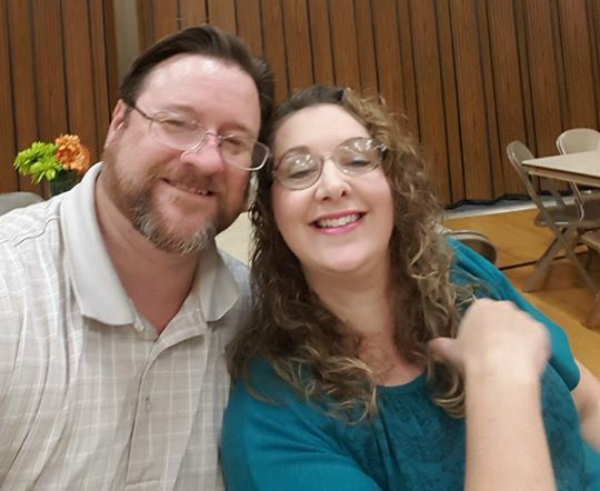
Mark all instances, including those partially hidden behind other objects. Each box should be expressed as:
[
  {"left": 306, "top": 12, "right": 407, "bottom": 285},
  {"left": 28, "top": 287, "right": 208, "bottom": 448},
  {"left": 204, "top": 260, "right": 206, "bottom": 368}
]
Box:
[{"left": 316, "top": 214, "right": 360, "bottom": 229}]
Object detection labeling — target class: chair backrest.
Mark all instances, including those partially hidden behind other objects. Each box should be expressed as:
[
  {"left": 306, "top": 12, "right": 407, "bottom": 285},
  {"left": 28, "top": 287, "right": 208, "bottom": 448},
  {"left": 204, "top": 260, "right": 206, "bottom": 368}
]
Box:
[
  {"left": 506, "top": 140, "right": 574, "bottom": 215},
  {"left": 0, "top": 192, "right": 44, "bottom": 216},
  {"left": 506, "top": 141, "right": 550, "bottom": 206},
  {"left": 448, "top": 230, "right": 497, "bottom": 264},
  {"left": 556, "top": 128, "right": 600, "bottom": 154}
]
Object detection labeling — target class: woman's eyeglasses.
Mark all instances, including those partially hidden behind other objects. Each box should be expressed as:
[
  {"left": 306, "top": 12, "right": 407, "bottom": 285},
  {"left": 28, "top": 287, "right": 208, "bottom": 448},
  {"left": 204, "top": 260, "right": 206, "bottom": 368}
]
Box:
[{"left": 273, "top": 137, "right": 385, "bottom": 190}]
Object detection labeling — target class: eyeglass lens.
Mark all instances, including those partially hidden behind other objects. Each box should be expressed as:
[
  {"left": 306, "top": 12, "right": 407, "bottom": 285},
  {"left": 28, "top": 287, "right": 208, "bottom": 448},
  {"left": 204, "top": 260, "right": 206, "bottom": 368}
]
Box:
[
  {"left": 275, "top": 138, "right": 382, "bottom": 189},
  {"left": 148, "top": 113, "right": 268, "bottom": 170}
]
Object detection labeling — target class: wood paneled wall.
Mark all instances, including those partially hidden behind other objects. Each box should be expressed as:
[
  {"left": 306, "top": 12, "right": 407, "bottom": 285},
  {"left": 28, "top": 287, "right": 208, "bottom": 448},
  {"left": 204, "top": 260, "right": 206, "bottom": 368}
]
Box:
[
  {"left": 138, "top": 0, "right": 600, "bottom": 204},
  {"left": 1, "top": 1, "right": 598, "bottom": 203},
  {"left": 0, "top": 0, "right": 117, "bottom": 194}
]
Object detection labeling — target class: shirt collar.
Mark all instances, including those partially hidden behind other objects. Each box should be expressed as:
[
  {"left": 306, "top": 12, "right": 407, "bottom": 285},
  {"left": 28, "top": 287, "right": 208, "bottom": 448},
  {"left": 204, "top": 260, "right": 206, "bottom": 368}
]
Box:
[{"left": 60, "top": 163, "right": 240, "bottom": 325}]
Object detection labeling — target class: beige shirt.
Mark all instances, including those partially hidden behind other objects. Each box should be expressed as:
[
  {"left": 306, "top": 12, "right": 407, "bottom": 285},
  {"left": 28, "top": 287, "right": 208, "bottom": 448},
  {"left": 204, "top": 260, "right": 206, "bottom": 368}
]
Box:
[{"left": 0, "top": 164, "right": 251, "bottom": 490}]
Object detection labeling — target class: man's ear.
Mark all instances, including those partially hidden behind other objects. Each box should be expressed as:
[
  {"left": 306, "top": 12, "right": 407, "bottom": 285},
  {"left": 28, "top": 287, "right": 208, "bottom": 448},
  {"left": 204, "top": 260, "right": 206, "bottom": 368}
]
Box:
[{"left": 104, "top": 100, "right": 128, "bottom": 147}]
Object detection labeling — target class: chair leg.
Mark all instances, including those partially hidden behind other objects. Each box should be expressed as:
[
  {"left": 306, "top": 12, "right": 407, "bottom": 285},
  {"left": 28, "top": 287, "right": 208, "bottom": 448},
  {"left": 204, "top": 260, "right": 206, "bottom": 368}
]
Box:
[
  {"left": 585, "top": 248, "right": 600, "bottom": 272},
  {"left": 524, "top": 238, "right": 562, "bottom": 292},
  {"left": 585, "top": 292, "right": 600, "bottom": 330}
]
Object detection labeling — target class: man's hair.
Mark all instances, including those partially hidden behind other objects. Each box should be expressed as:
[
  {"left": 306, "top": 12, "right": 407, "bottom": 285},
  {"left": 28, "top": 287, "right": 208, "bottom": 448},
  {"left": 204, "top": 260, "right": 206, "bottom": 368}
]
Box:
[
  {"left": 227, "top": 85, "right": 473, "bottom": 421},
  {"left": 119, "top": 25, "right": 274, "bottom": 141}
]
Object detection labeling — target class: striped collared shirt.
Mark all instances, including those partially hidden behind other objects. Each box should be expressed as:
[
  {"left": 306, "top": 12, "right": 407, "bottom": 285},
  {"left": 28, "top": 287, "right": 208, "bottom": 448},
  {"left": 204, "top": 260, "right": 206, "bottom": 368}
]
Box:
[{"left": 0, "top": 164, "right": 250, "bottom": 490}]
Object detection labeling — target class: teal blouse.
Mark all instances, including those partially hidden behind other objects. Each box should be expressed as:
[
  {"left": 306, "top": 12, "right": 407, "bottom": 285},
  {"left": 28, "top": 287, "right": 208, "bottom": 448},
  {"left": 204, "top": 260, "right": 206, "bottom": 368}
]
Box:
[{"left": 223, "top": 241, "right": 600, "bottom": 490}]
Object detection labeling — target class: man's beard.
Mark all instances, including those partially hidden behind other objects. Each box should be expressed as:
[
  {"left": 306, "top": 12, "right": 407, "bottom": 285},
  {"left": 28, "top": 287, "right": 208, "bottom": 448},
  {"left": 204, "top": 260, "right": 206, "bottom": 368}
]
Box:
[
  {"left": 102, "top": 142, "right": 221, "bottom": 255},
  {"left": 131, "top": 190, "right": 218, "bottom": 254}
]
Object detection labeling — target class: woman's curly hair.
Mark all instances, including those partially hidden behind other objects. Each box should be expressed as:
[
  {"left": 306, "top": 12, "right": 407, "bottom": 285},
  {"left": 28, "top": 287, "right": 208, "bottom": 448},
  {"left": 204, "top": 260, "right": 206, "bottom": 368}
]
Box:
[{"left": 227, "top": 85, "right": 471, "bottom": 420}]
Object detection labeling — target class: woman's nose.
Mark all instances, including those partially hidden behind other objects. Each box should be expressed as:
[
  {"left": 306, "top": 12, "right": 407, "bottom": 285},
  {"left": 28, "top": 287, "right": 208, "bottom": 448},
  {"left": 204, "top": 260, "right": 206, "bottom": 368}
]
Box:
[{"left": 314, "top": 159, "right": 350, "bottom": 201}]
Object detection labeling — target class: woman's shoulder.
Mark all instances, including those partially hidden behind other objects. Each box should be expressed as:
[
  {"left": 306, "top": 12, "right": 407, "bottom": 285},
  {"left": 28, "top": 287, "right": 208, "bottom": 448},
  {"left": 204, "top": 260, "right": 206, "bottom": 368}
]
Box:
[{"left": 228, "top": 358, "right": 315, "bottom": 416}]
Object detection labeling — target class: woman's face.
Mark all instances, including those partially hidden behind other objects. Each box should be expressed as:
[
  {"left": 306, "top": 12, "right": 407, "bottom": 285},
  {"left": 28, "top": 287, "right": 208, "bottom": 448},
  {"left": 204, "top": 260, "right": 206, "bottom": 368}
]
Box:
[{"left": 271, "top": 104, "right": 394, "bottom": 279}]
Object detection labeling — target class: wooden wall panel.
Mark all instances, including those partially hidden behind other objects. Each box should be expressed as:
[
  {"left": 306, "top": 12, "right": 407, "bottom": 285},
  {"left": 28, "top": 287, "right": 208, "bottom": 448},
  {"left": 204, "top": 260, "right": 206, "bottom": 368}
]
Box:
[
  {"left": 477, "top": 0, "right": 503, "bottom": 196},
  {"left": 261, "top": 0, "right": 289, "bottom": 101},
  {"left": 409, "top": 0, "right": 450, "bottom": 202},
  {"left": 0, "top": 0, "right": 17, "bottom": 193},
  {"left": 523, "top": 0, "right": 564, "bottom": 157},
  {"left": 437, "top": 0, "right": 465, "bottom": 202},
  {"left": 451, "top": 0, "right": 492, "bottom": 198},
  {"left": 308, "top": 0, "right": 334, "bottom": 86},
  {"left": 32, "top": 0, "right": 68, "bottom": 141},
  {"left": 89, "top": 0, "right": 116, "bottom": 149},
  {"left": 397, "top": 0, "right": 418, "bottom": 135},
  {"left": 179, "top": 0, "right": 207, "bottom": 30},
  {"left": 63, "top": 0, "right": 99, "bottom": 159},
  {"left": 281, "top": 0, "right": 314, "bottom": 92},
  {"left": 0, "top": 0, "right": 117, "bottom": 194},
  {"left": 329, "top": 0, "right": 361, "bottom": 91},
  {"left": 372, "top": 0, "right": 405, "bottom": 116},
  {"left": 6, "top": 0, "right": 38, "bottom": 192},
  {"left": 353, "top": 0, "right": 378, "bottom": 96},
  {"left": 557, "top": 0, "right": 597, "bottom": 129},
  {"left": 590, "top": 0, "right": 600, "bottom": 125},
  {"left": 514, "top": 0, "right": 535, "bottom": 150},
  {"left": 487, "top": 0, "right": 528, "bottom": 194},
  {"left": 207, "top": 0, "right": 236, "bottom": 34},
  {"left": 2, "top": 0, "right": 599, "bottom": 201},
  {"left": 237, "top": 0, "right": 263, "bottom": 55},
  {"left": 154, "top": 0, "right": 180, "bottom": 40},
  {"left": 85, "top": 0, "right": 600, "bottom": 205}
]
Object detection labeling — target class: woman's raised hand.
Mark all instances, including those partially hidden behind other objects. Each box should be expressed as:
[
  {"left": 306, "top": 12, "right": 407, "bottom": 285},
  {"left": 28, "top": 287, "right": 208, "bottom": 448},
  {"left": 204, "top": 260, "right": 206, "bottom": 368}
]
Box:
[
  {"left": 429, "top": 299, "right": 556, "bottom": 490},
  {"left": 428, "top": 298, "right": 550, "bottom": 382}
]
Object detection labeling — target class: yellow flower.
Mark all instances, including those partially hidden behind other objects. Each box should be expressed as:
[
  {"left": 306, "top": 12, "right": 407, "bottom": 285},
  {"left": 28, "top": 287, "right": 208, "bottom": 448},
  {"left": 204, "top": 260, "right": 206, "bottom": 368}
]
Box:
[{"left": 55, "top": 134, "right": 91, "bottom": 175}]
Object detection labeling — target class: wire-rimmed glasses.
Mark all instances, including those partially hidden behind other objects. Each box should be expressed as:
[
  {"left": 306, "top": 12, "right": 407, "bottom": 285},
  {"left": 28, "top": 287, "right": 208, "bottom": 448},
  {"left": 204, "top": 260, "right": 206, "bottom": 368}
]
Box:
[
  {"left": 129, "top": 104, "right": 270, "bottom": 171},
  {"left": 273, "top": 137, "right": 386, "bottom": 190}
]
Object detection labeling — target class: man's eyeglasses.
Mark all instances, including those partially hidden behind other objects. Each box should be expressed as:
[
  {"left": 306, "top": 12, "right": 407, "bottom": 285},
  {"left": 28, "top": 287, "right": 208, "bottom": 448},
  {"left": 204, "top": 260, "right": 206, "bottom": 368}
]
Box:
[
  {"left": 128, "top": 104, "right": 270, "bottom": 171},
  {"left": 273, "top": 137, "right": 386, "bottom": 190}
]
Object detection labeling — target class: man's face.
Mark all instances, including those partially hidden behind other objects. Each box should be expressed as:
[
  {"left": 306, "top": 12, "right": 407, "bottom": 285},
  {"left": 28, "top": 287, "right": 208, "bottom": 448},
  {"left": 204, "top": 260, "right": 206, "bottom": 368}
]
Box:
[{"left": 101, "top": 54, "right": 261, "bottom": 254}]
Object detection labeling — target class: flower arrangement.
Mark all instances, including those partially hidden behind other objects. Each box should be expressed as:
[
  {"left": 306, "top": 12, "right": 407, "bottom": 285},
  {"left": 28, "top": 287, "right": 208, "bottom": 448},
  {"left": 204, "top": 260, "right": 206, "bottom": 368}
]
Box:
[{"left": 14, "top": 134, "right": 91, "bottom": 195}]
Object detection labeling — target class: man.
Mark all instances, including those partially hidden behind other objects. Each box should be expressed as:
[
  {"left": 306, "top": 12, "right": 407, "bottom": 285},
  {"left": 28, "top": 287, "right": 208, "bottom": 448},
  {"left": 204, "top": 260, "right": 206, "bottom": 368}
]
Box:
[{"left": 0, "top": 26, "right": 273, "bottom": 489}]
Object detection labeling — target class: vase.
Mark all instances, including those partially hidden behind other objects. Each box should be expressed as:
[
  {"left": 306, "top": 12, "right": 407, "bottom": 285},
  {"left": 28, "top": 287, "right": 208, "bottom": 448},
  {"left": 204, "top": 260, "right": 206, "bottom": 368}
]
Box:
[{"left": 50, "top": 170, "right": 79, "bottom": 196}]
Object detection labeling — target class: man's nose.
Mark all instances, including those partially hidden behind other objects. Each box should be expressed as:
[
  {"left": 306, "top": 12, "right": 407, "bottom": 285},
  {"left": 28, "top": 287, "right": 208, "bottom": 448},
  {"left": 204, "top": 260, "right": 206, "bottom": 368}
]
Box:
[{"left": 180, "top": 133, "right": 226, "bottom": 174}]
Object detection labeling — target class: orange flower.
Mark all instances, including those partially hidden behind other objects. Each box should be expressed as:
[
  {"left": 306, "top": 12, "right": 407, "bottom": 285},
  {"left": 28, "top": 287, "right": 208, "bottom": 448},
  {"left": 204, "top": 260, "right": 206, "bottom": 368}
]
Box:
[{"left": 55, "top": 134, "right": 91, "bottom": 175}]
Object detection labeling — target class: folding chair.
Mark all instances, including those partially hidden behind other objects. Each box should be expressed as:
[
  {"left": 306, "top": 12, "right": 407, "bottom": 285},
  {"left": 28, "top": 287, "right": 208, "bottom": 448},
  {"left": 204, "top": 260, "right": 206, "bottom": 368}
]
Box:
[
  {"left": 556, "top": 128, "right": 600, "bottom": 154},
  {"left": 0, "top": 192, "right": 43, "bottom": 216},
  {"left": 447, "top": 230, "right": 497, "bottom": 265},
  {"left": 556, "top": 128, "right": 600, "bottom": 204},
  {"left": 506, "top": 141, "right": 600, "bottom": 291},
  {"left": 580, "top": 230, "right": 600, "bottom": 328}
]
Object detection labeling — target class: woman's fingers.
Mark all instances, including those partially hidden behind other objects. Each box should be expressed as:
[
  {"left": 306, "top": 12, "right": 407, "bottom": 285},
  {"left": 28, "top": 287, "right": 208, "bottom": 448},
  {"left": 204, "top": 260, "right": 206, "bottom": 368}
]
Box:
[{"left": 430, "top": 299, "right": 550, "bottom": 379}]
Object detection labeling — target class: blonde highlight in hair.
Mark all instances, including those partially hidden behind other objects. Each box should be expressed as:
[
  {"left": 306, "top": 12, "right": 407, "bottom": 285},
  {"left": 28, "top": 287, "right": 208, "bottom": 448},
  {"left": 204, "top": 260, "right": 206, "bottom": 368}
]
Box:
[{"left": 227, "top": 85, "right": 471, "bottom": 420}]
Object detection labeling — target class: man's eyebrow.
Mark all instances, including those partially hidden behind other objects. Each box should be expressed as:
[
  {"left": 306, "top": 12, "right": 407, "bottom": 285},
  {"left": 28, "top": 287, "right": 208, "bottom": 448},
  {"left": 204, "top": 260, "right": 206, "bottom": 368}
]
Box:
[
  {"left": 220, "top": 123, "right": 255, "bottom": 138},
  {"left": 156, "top": 103, "right": 193, "bottom": 113},
  {"left": 158, "top": 104, "right": 256, "bottom": 138}
]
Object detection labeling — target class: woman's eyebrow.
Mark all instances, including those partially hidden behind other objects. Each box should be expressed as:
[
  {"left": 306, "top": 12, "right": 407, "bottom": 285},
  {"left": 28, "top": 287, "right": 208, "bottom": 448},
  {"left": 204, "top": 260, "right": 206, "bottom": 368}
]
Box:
[{"left": 280, "top": 145, "right": 311, "bottom": 157}]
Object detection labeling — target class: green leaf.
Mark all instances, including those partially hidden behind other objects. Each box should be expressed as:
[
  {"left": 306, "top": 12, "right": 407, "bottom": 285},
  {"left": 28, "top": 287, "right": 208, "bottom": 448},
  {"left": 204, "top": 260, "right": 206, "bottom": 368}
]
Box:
[{"left": 13, "top": 141, "right": 61, "bottom": 183}]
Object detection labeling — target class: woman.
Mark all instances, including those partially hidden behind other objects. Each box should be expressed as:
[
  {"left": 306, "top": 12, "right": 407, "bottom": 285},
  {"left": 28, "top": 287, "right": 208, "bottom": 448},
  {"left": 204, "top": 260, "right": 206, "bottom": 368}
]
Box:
[{"left": 223, "top": 85, "right": 600, "bottom": 490}]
